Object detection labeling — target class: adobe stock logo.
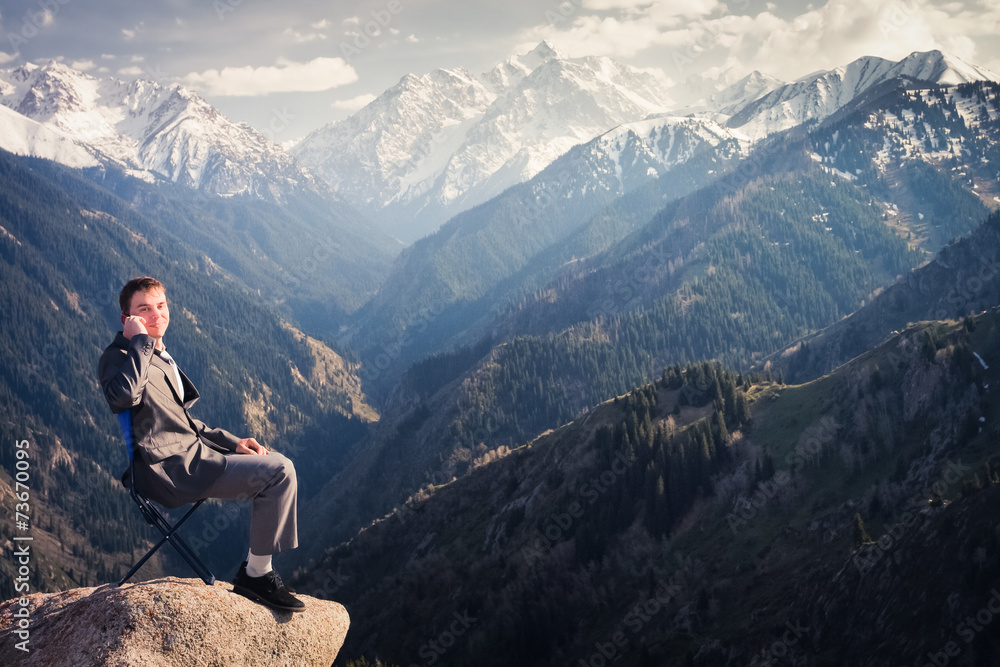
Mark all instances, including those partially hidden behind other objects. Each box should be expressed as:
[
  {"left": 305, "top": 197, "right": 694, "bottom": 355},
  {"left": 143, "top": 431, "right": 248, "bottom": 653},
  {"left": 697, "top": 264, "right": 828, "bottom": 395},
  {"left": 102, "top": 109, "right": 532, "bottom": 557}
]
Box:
[
  {"left": 340, "top": 0, "right": 405, "bottom": 61},
  {"left": 519, "top": 450, "right": 634, "bottom": 567},
  {"left": 408, "top": 610, "right": 477, "bottom": 667},
  {"left": 577, "top": 578, "right": 682, "bottom": 667},
  {"left": 6, "top": 0, "right": 69, "bottom": 51},
  {"left": 920, "top": 588, "right": 1000, "bottom": 667},
  {"left": 852, "top": 460, "right": 970, "bottom": 577}
]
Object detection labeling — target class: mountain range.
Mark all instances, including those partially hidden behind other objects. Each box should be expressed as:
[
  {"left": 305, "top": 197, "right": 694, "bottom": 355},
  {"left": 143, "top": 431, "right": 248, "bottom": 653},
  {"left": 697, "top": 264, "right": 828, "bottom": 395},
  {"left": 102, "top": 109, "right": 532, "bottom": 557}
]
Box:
[
  {"left": 1, "top": 47, "right": 994, "bottom": 247},
  {"left": 292, "top": 41, "right": 676, "bottom": 242},
  {"left": 289, "top": 51, "right": 1000, "bottom": 648},
  {"left": 1, "top": 42, "right": 1000, "bottom": 667},
  {"left": 293, "top": 46, "right": 997, "bottom": 242},
  {"left": 726, "top": 49, "right": 997, "bottom": 140},
  {"left": 0, "top": 61, "right": 312, "bottom": 200},
  {"left": 338, "top": 52, "right": 1000, "bottom": 399}
]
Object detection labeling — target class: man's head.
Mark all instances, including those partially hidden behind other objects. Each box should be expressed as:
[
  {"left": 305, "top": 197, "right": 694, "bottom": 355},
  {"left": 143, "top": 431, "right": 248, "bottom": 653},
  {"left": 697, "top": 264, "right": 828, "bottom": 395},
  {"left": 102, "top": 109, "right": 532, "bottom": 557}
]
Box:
[{"left": 119, "top": 276, "right": 169, "bottom": 339}]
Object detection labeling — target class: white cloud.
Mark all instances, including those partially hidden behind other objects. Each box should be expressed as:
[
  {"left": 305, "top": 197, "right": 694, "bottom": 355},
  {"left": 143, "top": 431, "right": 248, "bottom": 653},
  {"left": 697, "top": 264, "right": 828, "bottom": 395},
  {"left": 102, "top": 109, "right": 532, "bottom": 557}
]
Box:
[
  {"left": 121, "top": 22, "right": 144, "bottom": 41},
  {"left": 183, "top": 57, "right": 358, "bottom": 97},
  {"left": 582, "top": 0, "right": 645, "bottom": 8},
  {"left": 71, "top": 59, "right": 96, "bottom": 71},
  {"left": 406, "top": 34, "right": 419, "bottom": 43},
  {"left": 518, "top": 0, "right": 1000, "bottom": 84},
  {"left": 0, "top": 51, "right": 18, "bottom": 65},
  {"left": 585, "top": 0, "right": 721, "bottom": 20},
  {"left": 284, "top": 27, "right": 327, "bottom": 43},
  {"left": 118, "top": 66, "right": 144, "bottom": 76},
  {"left": 312, "top": 19, "right": 331, "bottom": 29},
  {"left": 728, "top": 0, "right": 1000, "bottom": 80},
  {"left": 517, "top": 0, "right": 727, "bottom": 59},
  {"left": 332, "top": 93, "right": 377, "bottom": 111}
]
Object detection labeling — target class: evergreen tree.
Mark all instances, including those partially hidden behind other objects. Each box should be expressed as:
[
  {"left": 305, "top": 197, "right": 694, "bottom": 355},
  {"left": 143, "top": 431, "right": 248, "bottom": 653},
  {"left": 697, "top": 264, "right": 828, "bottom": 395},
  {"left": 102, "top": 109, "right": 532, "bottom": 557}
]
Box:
[{"left": 853, "top": 513, "right": 873, "bottom": 546}]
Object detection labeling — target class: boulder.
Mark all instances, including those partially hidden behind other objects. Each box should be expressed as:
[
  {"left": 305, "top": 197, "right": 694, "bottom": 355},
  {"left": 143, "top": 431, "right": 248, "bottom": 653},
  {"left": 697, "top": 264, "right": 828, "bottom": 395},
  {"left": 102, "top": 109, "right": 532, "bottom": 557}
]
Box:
[{"left": 0, "top": 577, "right": 349, "bottom": 666}]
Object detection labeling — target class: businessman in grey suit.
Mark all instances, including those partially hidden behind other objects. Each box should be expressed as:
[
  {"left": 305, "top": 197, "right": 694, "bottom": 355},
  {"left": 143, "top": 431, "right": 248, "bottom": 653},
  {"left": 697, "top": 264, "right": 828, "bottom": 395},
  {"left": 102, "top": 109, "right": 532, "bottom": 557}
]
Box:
[{"left": 98, "top": 276, "right": 303, "bottom": 612}]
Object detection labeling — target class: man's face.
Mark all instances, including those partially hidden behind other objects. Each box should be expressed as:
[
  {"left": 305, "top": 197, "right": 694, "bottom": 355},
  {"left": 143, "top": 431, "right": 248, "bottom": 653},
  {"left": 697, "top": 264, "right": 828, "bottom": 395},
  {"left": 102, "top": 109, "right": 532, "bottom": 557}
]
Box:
[{"left": 127, "top": 288, "right": 170, "bottom": 339}]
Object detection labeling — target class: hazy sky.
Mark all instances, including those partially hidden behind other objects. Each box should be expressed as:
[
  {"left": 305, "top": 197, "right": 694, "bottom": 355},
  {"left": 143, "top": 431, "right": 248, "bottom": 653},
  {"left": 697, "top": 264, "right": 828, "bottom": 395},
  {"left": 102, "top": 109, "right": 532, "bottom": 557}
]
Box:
[{"left": 1, "top": 0, "right": 998, "bottom": 142}]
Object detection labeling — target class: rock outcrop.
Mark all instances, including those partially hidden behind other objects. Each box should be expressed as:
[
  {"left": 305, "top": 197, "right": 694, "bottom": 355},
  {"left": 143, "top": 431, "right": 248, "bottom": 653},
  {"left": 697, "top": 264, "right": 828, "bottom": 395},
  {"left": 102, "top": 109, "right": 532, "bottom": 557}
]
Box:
[{"left": 0, "top": 576, "right": 349, "bottom": 666}]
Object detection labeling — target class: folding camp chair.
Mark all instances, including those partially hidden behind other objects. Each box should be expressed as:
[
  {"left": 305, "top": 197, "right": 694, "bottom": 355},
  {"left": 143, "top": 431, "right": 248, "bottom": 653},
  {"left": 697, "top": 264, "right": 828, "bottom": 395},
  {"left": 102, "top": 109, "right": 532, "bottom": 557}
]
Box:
[{"left": 116, "top": 410, "right": 216, "bottom": 586}]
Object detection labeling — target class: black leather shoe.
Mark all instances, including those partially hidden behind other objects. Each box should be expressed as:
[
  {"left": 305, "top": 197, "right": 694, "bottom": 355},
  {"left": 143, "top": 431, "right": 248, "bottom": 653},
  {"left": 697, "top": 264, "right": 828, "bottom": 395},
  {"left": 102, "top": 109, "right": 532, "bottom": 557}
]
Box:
[
  {"left": 234, "top": 561, "right": 295, "bottom": 594},
  {"left": 232, "top": 567, "right": 305, "bottom": 613}
]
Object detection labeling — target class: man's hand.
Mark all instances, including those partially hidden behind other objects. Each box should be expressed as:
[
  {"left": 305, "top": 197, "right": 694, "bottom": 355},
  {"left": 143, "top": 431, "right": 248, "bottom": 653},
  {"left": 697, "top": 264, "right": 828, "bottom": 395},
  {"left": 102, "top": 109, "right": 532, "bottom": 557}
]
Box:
[
  {"left": 235, "top": 438, "right": 269, "bottom": 455},
  {"left": 123, "top": 315, "right": 148, "bottom": 340}
]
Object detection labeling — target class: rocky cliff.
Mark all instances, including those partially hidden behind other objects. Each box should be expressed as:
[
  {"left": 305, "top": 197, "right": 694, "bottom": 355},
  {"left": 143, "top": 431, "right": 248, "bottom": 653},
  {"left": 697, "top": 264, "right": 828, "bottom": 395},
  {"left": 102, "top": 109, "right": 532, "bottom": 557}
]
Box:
[{"left": 0, "top": 577, "right": 349, "bottom": 666}]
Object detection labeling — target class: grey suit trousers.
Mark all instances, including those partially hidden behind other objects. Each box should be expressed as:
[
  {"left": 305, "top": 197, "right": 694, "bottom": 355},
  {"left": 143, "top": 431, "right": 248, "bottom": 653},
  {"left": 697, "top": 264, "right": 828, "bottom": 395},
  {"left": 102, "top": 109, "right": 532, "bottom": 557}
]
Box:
[{"left": 202, "top": 451, "right": 298, "bottom": 555}]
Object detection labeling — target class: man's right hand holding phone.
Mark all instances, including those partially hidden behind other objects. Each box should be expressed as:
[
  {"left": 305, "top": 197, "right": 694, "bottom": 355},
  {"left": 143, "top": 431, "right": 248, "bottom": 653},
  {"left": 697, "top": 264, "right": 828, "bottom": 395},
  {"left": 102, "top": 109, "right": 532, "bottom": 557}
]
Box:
[{"left": 123, "top": 315, "right": 148, "bottom": 340}]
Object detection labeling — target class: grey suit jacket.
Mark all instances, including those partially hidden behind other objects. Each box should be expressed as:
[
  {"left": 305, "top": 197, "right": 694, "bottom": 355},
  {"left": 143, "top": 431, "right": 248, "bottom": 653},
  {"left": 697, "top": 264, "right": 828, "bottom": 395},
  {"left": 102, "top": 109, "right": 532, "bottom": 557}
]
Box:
[{"left": 98, "top": 332, "right": 240, "bottom": 508}]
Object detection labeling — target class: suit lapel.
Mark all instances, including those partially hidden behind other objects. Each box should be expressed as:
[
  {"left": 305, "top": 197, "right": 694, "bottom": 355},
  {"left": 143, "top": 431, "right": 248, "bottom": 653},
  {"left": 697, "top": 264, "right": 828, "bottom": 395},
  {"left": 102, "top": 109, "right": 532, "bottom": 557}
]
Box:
[
  {"left": 178, "top": 367, "right": 200, "bottom": 408},
  {"left": 150, "top": 353, "right": 184, "bottom": 405}
]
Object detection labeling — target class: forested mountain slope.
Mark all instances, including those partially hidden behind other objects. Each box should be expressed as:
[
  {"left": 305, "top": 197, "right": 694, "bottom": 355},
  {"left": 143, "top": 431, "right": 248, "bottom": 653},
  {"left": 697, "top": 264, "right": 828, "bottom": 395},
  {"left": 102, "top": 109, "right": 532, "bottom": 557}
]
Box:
[
  {"left": 299, "top": 115, "right": 995, "bottom": 563},
  {"left": 764, "top": 210, "right": 1000, "bottom": 383},
  {"left": 300, "top": 309, "right": 1000, "bottom": 666}
]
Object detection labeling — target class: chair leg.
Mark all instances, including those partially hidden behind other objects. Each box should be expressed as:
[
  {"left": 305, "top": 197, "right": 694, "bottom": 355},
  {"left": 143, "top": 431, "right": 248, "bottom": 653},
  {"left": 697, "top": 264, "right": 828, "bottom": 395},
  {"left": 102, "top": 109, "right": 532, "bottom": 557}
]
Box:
[
  {"left": 145, "top": 501, "right": 216, "bottom": 585},
  {"left": 119, "top": 498, "right": 216, "bottom": 586},
  {"left": 118, "top": 539, "right": 163, "bottom": 586},
  {"left": 162, "top": 533, "right": 216, "bottom": 586}
]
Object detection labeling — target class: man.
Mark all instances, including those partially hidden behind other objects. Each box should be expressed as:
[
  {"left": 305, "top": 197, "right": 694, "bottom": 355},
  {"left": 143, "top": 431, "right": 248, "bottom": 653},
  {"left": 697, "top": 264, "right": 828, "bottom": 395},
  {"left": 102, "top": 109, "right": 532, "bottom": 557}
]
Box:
[{"left": 97, "top": 276, "right": 303, "bottom": 612}]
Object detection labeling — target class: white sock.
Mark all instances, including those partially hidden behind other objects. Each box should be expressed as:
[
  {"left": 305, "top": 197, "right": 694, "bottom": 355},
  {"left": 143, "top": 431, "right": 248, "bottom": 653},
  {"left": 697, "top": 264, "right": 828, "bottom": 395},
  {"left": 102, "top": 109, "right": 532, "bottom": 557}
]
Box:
[{"left": 246, "top": 550, "right": 273, "bottom": 578}]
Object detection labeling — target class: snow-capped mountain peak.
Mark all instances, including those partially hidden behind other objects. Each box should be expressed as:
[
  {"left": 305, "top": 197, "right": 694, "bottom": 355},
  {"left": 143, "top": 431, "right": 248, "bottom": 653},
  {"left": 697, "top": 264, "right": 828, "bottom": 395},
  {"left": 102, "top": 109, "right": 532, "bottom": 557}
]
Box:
[
  {"left": 7, "top": 60, "right": 104, "bottom": 127},
  {"left": 481, "top": 40, "right": 563, "bottom": 92},
  {"left": 708, "top": 70, "right": 786, "bottom": 116},
  {"left": 0, "top": 102, "right": 98, "bottom": 169},
  {"left": 0, "top": 60, "right": 309, "bottom": 200},
  {"left": 893, "top": 49, "right": 1000, "bottom": 85},
  {"left": 292, "top": 42, "right": 673, "bottom": 242},
  {"left": 577, "top": 114, "right": 750, "bottom": 196},
  {"left": 514, "top": 40, "right": 563, "bottom": 73},
  {"left": 726, "top": 50, "right": 999, "bottom": 141}
]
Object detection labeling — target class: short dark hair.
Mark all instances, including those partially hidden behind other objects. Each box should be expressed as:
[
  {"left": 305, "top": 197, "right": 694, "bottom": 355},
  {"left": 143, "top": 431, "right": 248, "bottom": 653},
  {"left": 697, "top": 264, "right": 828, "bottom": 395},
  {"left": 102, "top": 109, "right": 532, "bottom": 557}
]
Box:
[{"left": 119, "top": 277, "right": 166, "bottom": 314}]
